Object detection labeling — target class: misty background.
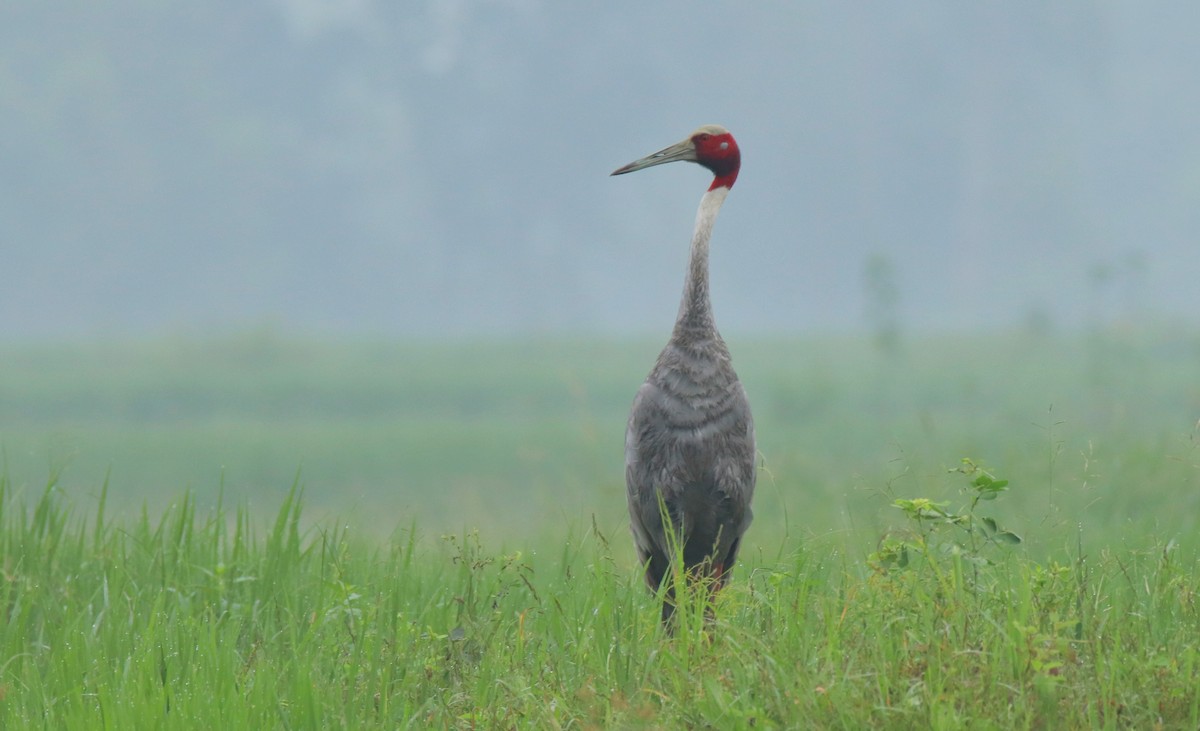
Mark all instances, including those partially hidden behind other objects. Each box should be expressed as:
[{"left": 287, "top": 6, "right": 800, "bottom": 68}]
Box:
[{"left": 4, "top": 2, "right": 1199, "bottom": 340}]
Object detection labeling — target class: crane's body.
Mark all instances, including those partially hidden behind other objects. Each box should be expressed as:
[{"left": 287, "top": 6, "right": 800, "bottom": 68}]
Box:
[{"left": 612, "top": 125, "right": 756, "bottom": 623}]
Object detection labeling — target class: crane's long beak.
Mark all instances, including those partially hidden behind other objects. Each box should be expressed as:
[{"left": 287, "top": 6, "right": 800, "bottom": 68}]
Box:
[{"left": 611, "top": 138, "right": 698, "bottom": 176}]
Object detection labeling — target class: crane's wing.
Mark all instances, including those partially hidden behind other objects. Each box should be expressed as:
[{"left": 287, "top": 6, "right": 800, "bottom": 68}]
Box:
[{"left": 624, "top": 374, "right": 755, "bottom": 579}]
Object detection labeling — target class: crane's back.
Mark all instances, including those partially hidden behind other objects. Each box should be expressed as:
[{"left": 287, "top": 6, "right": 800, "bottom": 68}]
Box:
[{"left": 624, "top": 330, "right": 756, "bottom": 586}]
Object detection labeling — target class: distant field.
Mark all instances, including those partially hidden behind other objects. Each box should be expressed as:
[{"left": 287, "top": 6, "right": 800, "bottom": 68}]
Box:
[
  {"left": 3, "top": 330, "right": 1200, "bottom": 727},
  {"left": 2, "top": 329, "right": 1199, "bottom": 554}
]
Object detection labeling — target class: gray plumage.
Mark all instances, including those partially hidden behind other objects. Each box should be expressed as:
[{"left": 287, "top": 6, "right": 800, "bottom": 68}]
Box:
[{"left": 611, "top": 125, "right": 756, "bottom": 622}]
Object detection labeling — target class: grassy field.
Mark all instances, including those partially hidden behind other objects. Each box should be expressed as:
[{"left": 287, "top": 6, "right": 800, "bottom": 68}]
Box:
[{"left": 1, "top": 330, "right": 1199, "bottom": 727}]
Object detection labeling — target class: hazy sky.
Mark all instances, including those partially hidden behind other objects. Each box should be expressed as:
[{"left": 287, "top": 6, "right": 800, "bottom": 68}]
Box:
[{"left": 3, "top": 2, "right": 1198, "bottom": 338}]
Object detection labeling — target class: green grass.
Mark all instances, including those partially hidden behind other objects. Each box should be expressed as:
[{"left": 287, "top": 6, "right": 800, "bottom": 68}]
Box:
[
  {"left": 1, "top": 330, "right": 1200, "bottom": 727},
  {"left": 1, "top": 473, "right": 1197, "bottom": 728}
]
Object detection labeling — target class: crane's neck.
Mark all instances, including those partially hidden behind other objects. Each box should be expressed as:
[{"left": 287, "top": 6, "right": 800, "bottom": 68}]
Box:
[{"left": 673, "top": 185, "right": 729, "bottom": 339}]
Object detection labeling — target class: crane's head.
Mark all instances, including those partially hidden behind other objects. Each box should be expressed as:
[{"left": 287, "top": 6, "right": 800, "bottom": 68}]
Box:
[{"left": 611, "top": 124, "right": 740, "bottom": 191}]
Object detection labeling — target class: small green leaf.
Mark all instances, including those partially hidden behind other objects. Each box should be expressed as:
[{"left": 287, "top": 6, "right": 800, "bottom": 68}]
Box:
[
  {"left": 981, "top": 517, "right": 998, "bottom": 534},
  {"left": 871, "top": 541, "right": 911, "bottom": 570},
  {"left": 996, "top": 531, "right": 1022, "bottom": 545},
  {"left": 973, "top": 473, "right": 1009, "bottom": 492},
  {"left": 893, "top": 498, "right": 951, "bottom": 519}
]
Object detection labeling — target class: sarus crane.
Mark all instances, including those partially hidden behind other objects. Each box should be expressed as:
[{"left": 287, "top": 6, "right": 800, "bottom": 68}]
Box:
[{"left": 611, "top": 125, "right": 756, "bottom": 624}]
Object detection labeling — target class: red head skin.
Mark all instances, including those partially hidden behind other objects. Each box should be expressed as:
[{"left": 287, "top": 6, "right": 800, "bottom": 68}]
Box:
[
  {"left": 610, "top": 124, "right": 741, "bottom": 191},
  {"left": 692, "top": 131, "right": 740, "bottom": 191}
]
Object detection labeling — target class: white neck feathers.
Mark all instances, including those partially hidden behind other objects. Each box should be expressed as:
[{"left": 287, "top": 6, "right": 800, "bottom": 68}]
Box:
[{"left": 674, "top": 186, "right": 729, "bottom": 335}]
